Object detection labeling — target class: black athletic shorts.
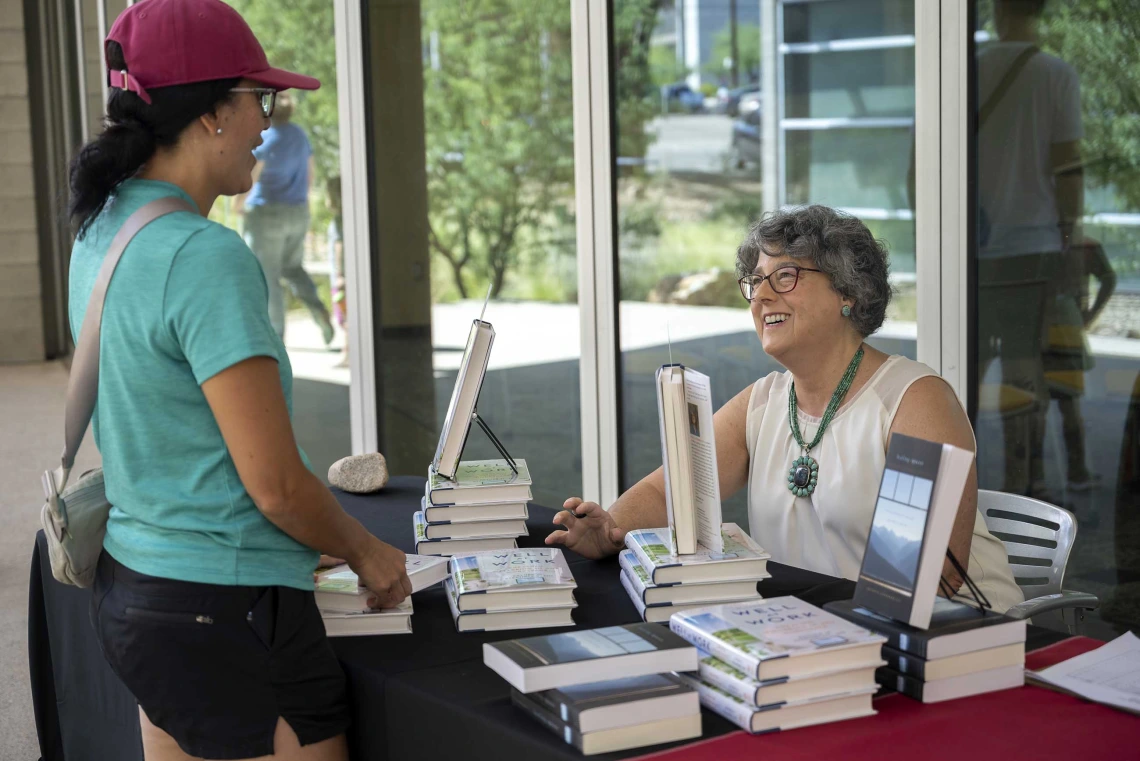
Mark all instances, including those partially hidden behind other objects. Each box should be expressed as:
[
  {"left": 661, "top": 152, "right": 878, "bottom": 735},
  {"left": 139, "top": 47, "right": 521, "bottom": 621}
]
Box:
[{"left": 90, "top": 550, "right": 350, "bottom": 759}]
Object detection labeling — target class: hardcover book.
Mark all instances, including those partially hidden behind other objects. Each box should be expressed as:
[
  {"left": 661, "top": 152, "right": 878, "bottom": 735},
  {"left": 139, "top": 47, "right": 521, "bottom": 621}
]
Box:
[
  {"left": 431, "top": 320, "right": 495, "bottom": 480},
  {"left": 449, "top": 548, "right": 577, "bottom": 612},
  {"left": 656, "top": 365, "right": 723, "bottom": 554},
  {"left": 669, "top": 597, "right": 885, "bottom": 681},
  {"left": 852, "top": 433, "right": 974, "bottom": 628},
  {"left": 696, "top": 649, "right": 882, "bottom": 708},
  {"left": 315, "top": 555, "right": 449, "bottom": 613},
  {"left": 824, "top": 598, "right": 1026, "bottom": 659},
  {"left": 619, "top": 570, "right": 728, "bottom": 624},
  {"left": 421, "top": 495, "right": 529, "bottom": 524},
  {"left": 444, "top": 576, "right": 575, "bottom": 633},
  {"left": 483, "top": 622, "right": 698, "bottom": 693},
  {"left": 426, "top": 459, "right": 533, "bottom": 506},
  {"left": 677, "top": 673, "right": 877, "bottom": 734},
  {"left": 511, "top": 689, "right": 701, "bottom": 756},
  {"left": 619, "top": 549, "right": 762, "bottom": 606},
  {"left": 877, "top": 663, "right": 1024, "bottom": 703},
  {"left": 519, "top": 672, "right": 698, "bottom": 734},
  {"left": 321, "top": 597, "right": 413, "bottom": 637},
  {"left": 624, "top": 524, "right": 770, "bottom": 585},
  {"left": 414, "top": 510, "right": 518, "bottom": 556}
]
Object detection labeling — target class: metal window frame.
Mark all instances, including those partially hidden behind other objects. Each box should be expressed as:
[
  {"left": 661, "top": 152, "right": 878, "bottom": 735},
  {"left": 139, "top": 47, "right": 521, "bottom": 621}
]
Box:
[
  {"left": 572, "top": 0, "right": 620, "bottom": 507},
  {"left": 334, "top": 0, "right": 379, "bottom": 454}
]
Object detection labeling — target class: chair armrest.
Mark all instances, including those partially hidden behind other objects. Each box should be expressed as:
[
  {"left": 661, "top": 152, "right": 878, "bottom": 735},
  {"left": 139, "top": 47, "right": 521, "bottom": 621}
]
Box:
[{"left": 1004, "top": 590, "right": 1100, "bottom": 620}]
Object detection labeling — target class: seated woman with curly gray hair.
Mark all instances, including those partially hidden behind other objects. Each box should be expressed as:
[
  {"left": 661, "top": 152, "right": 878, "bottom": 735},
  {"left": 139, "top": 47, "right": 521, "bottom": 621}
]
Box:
[{"left": 547, "top": 204, "right": 1023, "bottom": 613}]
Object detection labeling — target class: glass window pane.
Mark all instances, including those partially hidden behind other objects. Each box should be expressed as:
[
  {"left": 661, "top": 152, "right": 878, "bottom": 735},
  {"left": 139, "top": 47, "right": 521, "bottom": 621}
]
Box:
[
  {"left": 362, "top": 0, "right": 582, "bottom": 507},
  {"left": 973, "top": 0, "right": 1140, "bottom": 636},
  {"left": 613, "top": 1, "right": 917, "bottom": 530},
  {"left": 215, "top": 1, "right": 351, "bottom": 481}
]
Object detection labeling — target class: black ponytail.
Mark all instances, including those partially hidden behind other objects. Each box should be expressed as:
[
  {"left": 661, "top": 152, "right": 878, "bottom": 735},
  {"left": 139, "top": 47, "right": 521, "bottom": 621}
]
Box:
[{"left": 68, "top": 41, "right": 240, "bottom": 238}]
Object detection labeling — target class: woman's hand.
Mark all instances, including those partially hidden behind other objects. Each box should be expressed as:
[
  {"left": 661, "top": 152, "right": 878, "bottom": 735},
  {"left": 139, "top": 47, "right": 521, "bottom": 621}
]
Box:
[
  {"left": 348, "top": 537, "right": 412, "bottom": 609},
  {"left": 545, "top": 498, "right": 627, "bottom": 559}
]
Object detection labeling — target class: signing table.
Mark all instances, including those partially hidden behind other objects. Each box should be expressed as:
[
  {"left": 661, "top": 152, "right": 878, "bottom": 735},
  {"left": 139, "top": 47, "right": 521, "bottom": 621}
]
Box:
[{"left": 29, "top": 476, "right": 1124, "bottom": 761}]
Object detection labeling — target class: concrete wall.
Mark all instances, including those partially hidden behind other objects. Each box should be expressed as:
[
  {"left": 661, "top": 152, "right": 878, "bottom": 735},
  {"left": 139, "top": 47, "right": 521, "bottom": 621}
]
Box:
[{"left": 0, "top": 1, "right": 44, "bottom": 363}]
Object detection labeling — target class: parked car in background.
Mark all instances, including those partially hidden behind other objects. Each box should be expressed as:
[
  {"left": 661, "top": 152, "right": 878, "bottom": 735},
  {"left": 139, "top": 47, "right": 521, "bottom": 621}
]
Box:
[
  {"left": 661, "top": 82, "right": 705, "bottom": 113},
  {"left": 716, "top": 85, "right": 760, "bottom": 117},
  {"left": 731, "top": 106, "right": 761, "bottom": 169}
]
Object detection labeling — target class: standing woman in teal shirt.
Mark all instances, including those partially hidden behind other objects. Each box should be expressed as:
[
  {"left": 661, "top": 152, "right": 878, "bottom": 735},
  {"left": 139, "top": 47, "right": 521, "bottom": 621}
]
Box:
[{"left": 67, "top": 2, "right": 408, "bottom": 759}]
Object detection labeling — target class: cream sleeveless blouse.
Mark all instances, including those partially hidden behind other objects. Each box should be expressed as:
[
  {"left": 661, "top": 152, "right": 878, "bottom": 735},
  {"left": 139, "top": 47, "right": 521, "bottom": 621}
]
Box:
[{"left": 745, "top": 355, "right": 1023, "bottom": 613}]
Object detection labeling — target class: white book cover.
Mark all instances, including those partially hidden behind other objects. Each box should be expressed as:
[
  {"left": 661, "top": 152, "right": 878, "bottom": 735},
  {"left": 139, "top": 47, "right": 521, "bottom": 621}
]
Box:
[
  {"left": 669, "top": 597, "right": 886, "bottom": 681},
  {"left": 696, "top": 648, "right": 883, "bottom": 707},
  {"left": 421, "top": 496, "right": 530, "bottom": 524},
  {"left": 429, "top": 459, "right": 533, "bottom": 493},
  {"left": 677, "top": 673, "right": 877, "bottom": 734},
  {"left": 414, "top": 509, "right": 519, "bottom": 542},
  {"left": 620, "top": 570, "right": 718, "bottom": 624},
  {"left": 619, "top": 550, "right": 761, "bottom": 609},
  {"left": 321, "top": 597, "right": 414, "bottom": 637},
  {"left": 315, "top": 555, "right": 449, "bottom": 612},
  {"left": 450, "top": 548, "right": 576, "bottom": 595},
  {"left": 431, "top": 320, "right": 495, "bottom": 479},
  {"left": 655, "top": 366, "right": 723, "bottom": 554},
  {"left": 625, "top": 524, "right": 769, "bottom": 585}
]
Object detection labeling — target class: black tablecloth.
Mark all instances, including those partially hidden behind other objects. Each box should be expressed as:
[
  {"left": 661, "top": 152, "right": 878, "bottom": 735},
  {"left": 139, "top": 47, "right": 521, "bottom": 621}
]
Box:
[{"left": 30, "top": 476, "right": 1069, "bottom": 761}]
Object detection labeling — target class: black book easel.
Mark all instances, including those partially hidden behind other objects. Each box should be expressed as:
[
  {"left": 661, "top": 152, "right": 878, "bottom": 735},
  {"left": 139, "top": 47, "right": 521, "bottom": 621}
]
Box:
[
  {"left": 939, "top": 548, "right": 992, "bottom": 614},
  {"left": 467, "top": 410, "right": 518, "bottom": 478}
]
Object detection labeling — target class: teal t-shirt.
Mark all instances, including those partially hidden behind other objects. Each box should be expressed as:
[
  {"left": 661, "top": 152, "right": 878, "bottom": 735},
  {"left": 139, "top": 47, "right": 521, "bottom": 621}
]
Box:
[{"left": 68, "top": 179, "right": 318, "bottom": 590}]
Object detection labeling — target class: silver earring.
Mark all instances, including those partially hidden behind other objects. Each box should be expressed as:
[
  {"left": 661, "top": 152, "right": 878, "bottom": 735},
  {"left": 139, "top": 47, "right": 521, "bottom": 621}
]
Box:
[
  {"left": 216, "top": 128, "right": 223, "bottom": 134},
  {"left": 841, "top": 305, "right": 852, "bottom": 317}
]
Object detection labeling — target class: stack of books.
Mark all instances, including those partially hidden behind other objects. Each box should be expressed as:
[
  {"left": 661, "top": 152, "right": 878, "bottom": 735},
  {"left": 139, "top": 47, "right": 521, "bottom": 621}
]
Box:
[
  {"left": 444, "top": 548, "right": 578, "bottom": 632},
  {"left": 415, "top": 459, "right": 533, "bottom": 556},
  {"left": 669, "top": 597, "right": 886, "bottom": 733},
  {"left": 485, "top": 623, "right": 703, "bottom": 755},
  {"left": 618, "top": 523, "right": 770, "bottom": 623},
  {"left": 314, "top": 554, "right": 449, "bottom": 637},
  {"left": 826, "top": 598, "right": 1027, "bottom": 703}
]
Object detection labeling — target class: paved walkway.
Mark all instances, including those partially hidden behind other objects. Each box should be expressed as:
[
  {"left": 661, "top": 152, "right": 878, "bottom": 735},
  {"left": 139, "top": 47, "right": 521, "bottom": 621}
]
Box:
[{"left": 0, "top": 361, "right": 101, "bottom": 761}]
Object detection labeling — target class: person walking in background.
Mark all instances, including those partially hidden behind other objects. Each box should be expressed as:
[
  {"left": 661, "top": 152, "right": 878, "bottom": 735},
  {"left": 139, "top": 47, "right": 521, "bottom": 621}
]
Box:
[
  {"left": 975, "top": 0, "right": 1084, "bottom": 497},
  {"left": 238, "top": 90, "right": 335, "bottom": 345},
  {"left": 326, "top": 176, "right": 348, "bottom": 366}
]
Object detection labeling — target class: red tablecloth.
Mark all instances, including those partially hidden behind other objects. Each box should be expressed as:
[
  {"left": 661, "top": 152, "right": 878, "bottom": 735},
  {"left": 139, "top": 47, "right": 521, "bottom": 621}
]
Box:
[{"left": 637, "top": 637, "right": 1140, "bottom": 761}]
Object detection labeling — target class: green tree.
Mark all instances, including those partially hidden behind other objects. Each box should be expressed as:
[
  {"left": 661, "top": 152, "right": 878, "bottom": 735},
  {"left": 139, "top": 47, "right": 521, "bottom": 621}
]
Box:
[
  {"left": 422, "top": 0, "right": 576, "bottom": 298},
  {"left": 705, "top": 22, "right": 761, "bottom": 86},
  {"left": 223, "top": 0, "right": 340, "bottom": 187},
  {"left": 1039, "top": 2, "right": 1140, "bottom": 210}
]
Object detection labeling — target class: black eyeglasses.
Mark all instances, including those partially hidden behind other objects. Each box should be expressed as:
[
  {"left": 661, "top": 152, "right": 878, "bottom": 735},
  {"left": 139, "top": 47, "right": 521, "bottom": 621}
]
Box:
[
  {"left": 230, "top": 87, "right": 277, "bottom": 118},
  {"left": 738, "top": 265, "right": 822, "bottom": 301}
]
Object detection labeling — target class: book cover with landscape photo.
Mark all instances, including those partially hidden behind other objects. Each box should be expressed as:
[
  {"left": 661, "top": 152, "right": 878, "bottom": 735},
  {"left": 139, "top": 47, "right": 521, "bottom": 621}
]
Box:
[{"left": 853, "top": 434, "right": 973, "bottom": 628}]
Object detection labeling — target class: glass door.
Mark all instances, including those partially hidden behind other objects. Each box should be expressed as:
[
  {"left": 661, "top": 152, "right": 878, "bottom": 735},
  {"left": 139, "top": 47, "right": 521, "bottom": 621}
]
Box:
[{"left": 609, "top": 0, "right": 921, "bottom": 528}]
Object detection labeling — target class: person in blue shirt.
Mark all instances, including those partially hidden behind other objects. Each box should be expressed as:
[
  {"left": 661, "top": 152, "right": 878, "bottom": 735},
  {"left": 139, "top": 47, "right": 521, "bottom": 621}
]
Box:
[
  {"left": 65, "top": 1, "right": 408, "bottom": 758},
  {"left": 239, "top": 90, "right": 335, "bottom": 344}
]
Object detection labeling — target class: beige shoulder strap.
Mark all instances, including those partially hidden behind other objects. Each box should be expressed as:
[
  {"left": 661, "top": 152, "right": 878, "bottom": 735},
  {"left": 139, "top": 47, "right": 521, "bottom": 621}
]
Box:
[{"left": 59, "top": 197, "right": 196, "bottom": 483}]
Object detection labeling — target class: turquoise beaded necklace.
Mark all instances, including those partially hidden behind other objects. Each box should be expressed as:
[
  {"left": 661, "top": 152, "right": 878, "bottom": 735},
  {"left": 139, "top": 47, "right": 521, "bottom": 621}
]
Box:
[{"left": 787, "top": 346, "right": 865, "bottom": 497}]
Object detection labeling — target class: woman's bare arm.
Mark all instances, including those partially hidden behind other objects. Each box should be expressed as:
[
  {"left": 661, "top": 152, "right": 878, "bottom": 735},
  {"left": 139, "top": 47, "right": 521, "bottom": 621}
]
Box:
[
  {"left": 889, "top": 376, "right": 978, "bottom": 594},
  {"left": 201, "top": 357, "right": 410, "bottom": 605}
]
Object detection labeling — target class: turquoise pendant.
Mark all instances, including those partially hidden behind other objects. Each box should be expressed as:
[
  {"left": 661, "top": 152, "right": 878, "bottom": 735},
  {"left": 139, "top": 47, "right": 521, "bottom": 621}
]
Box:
[{"left": 787, "top": 454, "right": 819, "bottom": 498}]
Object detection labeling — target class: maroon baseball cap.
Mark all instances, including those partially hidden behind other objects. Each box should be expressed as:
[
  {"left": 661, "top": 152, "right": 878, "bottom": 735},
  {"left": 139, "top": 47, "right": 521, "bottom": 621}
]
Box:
[{"left": 106, "top": 0, "right": 319, "bottom": 105}]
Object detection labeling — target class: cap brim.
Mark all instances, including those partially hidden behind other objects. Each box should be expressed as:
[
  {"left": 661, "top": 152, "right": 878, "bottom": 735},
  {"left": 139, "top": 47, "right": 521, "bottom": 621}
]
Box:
[{"left": 246, "top": 67, "right": 320, "bottom": 92}]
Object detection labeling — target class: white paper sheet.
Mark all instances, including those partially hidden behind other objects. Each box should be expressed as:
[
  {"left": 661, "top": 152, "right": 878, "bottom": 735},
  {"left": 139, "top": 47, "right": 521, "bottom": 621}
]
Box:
[{"left": 1029, "top": 631, "right": 1140, "bottom": 714}]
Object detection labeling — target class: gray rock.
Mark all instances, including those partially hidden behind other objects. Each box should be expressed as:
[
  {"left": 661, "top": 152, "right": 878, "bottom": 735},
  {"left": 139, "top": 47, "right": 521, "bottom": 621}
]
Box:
[{"left": 328, "top": 453, "right": 389, "bottom": 493}]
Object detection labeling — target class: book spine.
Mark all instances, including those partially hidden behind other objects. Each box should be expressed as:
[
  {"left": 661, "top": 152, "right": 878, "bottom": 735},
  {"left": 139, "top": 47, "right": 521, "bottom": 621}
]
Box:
[
  {"left": 691, "top": 680, "right": 754, "bottom": 732},
  {"left": 627, "top": 538, "right": 659, "bottom": 584},
  {"left": 510, "top": 691, "right": 577, "bottom": 747},
  {"left": 697, "top": 660, "right": 760, "bottom": 705},
  {"left": 620, "top": 570, "right": 647, "bottom": 618},
  {"left": 618, "top": 553, "right": 648, "bottom": 602},
  {"left": 876, "top": 667, "right": 924, "bottom": 700},
  {"left": 669, "top": 617, "right": 761, "bottom": 679},
  {"left": 883, "top": 648, "right": 926, "bottom": 679}
]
